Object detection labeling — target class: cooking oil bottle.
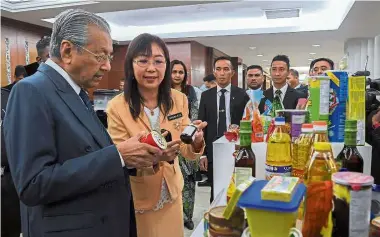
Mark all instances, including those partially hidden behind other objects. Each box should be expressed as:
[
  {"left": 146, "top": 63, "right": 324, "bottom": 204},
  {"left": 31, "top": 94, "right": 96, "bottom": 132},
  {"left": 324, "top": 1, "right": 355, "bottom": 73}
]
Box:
[
  {"left": 265, "top": 117, "right": 292, "bottom": 180},
  {"left": 292, "top": 123, "right": 314, "bottom": 180},
  {"left": 302, "top": 142, "right": 337, "bottom": 237}
]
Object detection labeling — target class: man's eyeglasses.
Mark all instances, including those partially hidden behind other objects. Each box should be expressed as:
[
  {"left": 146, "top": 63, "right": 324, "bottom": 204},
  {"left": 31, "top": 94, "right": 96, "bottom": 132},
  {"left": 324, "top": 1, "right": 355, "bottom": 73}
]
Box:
[
  {"left": 133, "top": 59, "right": 166, "bottom": 68},
  {"left": 71, "top": 42, "right": 113, "bottom": 63}
]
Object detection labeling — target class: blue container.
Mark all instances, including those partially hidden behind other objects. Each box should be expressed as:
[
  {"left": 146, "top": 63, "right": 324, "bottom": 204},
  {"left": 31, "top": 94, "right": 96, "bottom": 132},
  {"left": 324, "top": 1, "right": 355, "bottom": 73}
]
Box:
[{"left": 238, "top": 180, "right": 306, "bottom": 237}]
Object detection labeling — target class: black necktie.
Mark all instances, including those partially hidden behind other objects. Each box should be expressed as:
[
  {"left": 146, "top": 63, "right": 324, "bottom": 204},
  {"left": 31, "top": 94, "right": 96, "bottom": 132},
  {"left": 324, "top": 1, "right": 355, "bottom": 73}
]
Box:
[
  {"left": 79, "top": 89, "right": 95, "bottom": 113},
  {"left": 218, "top": 89, "right": 227, "bottom": 137},
  {"left": 275, "top": 89, "right": 282, "bottom": 101},
  {"left": 79, "top": 89, "right": 111, "bottom": 143}
]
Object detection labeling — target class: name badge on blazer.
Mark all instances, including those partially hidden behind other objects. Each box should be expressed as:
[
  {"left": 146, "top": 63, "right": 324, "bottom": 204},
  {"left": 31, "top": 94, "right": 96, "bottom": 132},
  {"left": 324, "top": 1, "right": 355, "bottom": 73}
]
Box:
[{"left": 168, "top": 112, "right": 183, "bottom": 121}]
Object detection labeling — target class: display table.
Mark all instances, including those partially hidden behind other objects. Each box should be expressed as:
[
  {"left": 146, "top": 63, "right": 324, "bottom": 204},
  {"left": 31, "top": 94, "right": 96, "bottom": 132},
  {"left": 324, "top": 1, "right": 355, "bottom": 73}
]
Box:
[{"left": 191, "top": 136, "right": 373, "bottom": 237}]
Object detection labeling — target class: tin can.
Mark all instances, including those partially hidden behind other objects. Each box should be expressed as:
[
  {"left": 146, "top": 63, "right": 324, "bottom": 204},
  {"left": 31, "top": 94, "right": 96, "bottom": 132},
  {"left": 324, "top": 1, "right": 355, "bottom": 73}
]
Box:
[
  {"left": 332, "top": 172, "right": 374, "bottom": 237},
  {"left": 139, "top": 130, "right": 167, "bottom": 150},
  {"left": 288, "top": 228, "right": 302, "bottom": 237}
]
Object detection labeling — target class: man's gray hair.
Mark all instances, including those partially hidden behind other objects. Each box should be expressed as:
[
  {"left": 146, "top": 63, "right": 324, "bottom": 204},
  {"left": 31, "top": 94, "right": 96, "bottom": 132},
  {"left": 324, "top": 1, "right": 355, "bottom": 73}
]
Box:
[{"left": 50, "top": 9, "right": 111, "bottom": 58}]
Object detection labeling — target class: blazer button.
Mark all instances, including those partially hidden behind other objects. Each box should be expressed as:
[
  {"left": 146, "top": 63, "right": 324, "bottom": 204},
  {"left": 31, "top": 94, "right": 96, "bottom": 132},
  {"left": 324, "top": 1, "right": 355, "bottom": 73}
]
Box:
[{"left": 85, "top": 146, "right": 92, "bottom": 152}]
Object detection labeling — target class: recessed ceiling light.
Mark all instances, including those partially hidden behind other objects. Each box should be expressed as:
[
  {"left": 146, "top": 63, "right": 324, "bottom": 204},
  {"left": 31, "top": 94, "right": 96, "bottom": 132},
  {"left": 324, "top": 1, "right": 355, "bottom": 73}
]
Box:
[
  {"left": 262, "top": 59, "right": 268, "bottom": 62},
  {"left": 257, "top": 54, "right": 264, "bottom": 57},
  {"left": 309, "top": 52, "right": 316, "bottom": 55},
  {"left": 308, "top": 58, "right": 314, "bottom": 61},
  {"left": 249, "top": 46, "right": 256, "bottom": 50},
  {"left": 312, "top": 44, "right": 320, "bottom": 47}
]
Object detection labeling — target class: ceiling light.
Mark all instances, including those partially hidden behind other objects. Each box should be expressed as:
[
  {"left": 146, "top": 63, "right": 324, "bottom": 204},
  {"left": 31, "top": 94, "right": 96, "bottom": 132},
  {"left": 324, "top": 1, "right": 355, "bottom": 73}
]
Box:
[
  {"left": 308, "top": 58, "right": 314, "bottom": 61},
  {"left": 257, "top": 54, "right": 263, "bottom": 57},
  {"left": 262, "top": 59, "right": 268, "bottom": 62},
  {"left": 264, "top": 8, "right": 300, "bottom": 19},
  {"left": 249, "top": 46, "right": 256, "bottom": 50},
  {"left": 312, "top": 44, "right": 320, "bottom": 47},
  {"left": 309, "top": 52, "right": 316, "bottom": 55}
]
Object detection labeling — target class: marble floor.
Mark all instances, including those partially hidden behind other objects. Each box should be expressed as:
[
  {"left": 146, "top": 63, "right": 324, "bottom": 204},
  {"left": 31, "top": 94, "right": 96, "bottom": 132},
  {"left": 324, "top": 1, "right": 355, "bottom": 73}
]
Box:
[{"left": 184, "top": 185, "right": 210, "bottom": 237}]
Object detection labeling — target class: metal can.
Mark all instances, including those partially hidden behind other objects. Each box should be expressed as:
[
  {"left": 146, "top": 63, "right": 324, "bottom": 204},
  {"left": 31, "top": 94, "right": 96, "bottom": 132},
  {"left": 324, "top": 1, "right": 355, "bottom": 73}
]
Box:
[
  {"left": 139, "top": 130, "right": 167, "bottom": 150},
  {"left": 332, "top": 172, "right": 374, "bottom": 237}
]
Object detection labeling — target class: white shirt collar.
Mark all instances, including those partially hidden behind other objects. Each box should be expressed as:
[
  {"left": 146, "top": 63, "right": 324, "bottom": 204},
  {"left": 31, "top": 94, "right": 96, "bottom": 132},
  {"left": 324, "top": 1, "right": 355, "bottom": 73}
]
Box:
[
  {"left": 294, "top": 84, "right": 301, "bottom": 89},
  {"left": 273, "top": 83, "right": 288, "bottom": 97},
  {"left": 217, "top": 83, "right": 231, "bottom": 93},
  {"left": 45, "top": 59, "right": 81, "bottom": 95}
]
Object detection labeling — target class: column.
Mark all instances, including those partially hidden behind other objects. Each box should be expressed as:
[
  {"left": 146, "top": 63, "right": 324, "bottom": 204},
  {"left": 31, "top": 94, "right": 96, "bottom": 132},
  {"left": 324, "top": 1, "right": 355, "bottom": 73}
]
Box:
[
  {"left": 344, "top": 38, "right": 374, "bottom": 75},
  {"left": 374, "top": 35, "right": 380, "bottom": 79},
  {"left": 367, "top": 38, "right": 374, "bottom": 76}
]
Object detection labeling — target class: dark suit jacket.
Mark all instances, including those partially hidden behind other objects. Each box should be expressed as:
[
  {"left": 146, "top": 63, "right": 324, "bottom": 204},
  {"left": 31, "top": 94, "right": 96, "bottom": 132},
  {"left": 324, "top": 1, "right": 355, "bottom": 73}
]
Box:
[
  {"left": 295, "top": 84, "right": 309, "bottom": 98},
  {"left": 198, "top": 85, "right": 249, "bottom": 163},
  {"left": 3, "top": 64, "right": 136, "bottom": 237},
  {"left": 258, "top": 86, "right": 307, "bottom": 114}
]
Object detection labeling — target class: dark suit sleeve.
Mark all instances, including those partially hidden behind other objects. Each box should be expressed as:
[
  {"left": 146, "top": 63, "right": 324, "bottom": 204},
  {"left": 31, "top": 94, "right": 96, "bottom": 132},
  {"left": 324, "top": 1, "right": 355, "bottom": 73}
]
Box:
[
  {"left": 198, "top": 92, "right": 207, "bottom": 157},
  {"left": 258, "top": 98, "right": 266, "bottom": 114},
  {"left": 3, "top": 81, "right": 124, "bottom": 206}
]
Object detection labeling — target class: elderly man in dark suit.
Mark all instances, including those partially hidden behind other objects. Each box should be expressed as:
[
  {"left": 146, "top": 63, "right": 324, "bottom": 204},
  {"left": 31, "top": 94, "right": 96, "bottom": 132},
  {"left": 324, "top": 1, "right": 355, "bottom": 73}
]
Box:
[
  {"left": 259, "top": 55, "right": 306, "bottom": 113},
  {"left": 198, "top": 56, "right": 250, "bottom": 202},
  {"left": 4, "top": 9, "right": 162, "bottom": 237}
]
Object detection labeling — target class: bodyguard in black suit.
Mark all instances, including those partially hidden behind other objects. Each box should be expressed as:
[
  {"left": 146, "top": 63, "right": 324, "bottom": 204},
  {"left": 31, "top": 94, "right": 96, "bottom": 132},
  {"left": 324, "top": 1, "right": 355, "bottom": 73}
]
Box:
[
  {"left": 259, "top": 55, "right": 307, "bottom": 113},
  {"left": 3, "top": 9, "right": 161, "bottom": 237},
  {"left": 198, "top": 56, "right": 249, "bottom": 202}
]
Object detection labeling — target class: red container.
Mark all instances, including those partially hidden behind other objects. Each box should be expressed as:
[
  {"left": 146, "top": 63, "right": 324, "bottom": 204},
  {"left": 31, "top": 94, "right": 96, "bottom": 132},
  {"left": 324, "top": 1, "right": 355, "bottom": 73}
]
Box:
[{"left": 139, "top": 131, "right": 167, "bottom": 150}]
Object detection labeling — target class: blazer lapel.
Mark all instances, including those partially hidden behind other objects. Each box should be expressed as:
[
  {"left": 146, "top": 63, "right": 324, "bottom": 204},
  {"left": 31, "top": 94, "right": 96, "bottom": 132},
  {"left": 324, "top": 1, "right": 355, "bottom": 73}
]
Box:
[
  {"left": 40, "top": 64, "right": 109, "bottom": 147},
  {"left": 263, "top": 87, "right": 274, "bottom": 102},
  {"left": 230, "top": 86, "right": 237, "bottom": 120}
]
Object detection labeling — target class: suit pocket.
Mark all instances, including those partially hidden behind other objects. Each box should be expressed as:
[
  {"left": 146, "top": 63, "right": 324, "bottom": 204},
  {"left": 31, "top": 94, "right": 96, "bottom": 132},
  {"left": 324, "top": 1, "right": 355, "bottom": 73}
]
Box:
[
  {"left": 130, "top": 168, "right": 163, "bottom": 211},
  {"left": 43, "top": 212, "right": 96, "bottom": 233}
]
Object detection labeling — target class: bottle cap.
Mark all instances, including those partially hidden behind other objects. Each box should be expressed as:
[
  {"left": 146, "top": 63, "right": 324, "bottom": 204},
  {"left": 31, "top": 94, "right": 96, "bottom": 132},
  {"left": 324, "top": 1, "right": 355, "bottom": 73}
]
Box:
[
  {"left": 240, "top": 120, "right": 252, "bottom": 131},
  {"left": 274, "top": 117, "right": 285, "bottom": 125},
  {"left": 313, "top": 121, "right": 328, "bottom": 131},
  {"left": 345, "top": 120, "right": 357, "bottom": 131},
  {"left": 314, "top": 142, "right": 331, "bottom": 151},
  {"left": 301, "top": 124, "right": 313, "bottom": 132}
]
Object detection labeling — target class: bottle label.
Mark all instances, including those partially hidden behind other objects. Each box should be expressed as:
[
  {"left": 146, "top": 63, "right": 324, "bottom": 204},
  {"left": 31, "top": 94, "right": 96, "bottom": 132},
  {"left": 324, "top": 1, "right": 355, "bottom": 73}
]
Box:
[{"left": 265, "top": 164, "right": 291, "bottom": 180}]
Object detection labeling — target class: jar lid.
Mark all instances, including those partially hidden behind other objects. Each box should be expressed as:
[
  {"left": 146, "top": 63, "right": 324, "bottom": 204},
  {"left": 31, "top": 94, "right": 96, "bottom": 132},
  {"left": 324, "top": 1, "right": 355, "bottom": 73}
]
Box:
[
  {"left": 314, "top": 142, "right": 331, "bottom": 152},
  {"left": 332, "top": 172, "right": 374, "bottom": 190},
  {"left": 345, "top": 120, "right": 357, "bottom": 131},
  {"left": 313, "top": 121, "right": 328, "bottom": 131},
  {"left": 274, "top": 117, "right": 285, "bottom": 125}
]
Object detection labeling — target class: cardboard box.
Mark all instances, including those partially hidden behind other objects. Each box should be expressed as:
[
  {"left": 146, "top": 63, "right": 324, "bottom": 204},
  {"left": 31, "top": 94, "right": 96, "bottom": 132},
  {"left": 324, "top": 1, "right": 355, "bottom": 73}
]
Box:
[
  {"left": 325, "top": 70, "right": 348, "bottom": 142},
  {"left": 347, "top": 76, "right": 366, "bottom": 145}
]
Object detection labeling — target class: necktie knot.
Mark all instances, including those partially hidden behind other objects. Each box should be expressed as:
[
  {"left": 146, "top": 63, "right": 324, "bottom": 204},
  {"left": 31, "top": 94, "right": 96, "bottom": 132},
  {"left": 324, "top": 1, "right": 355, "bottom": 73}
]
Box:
[
  {"left": 275, "top": 89, "right": 282, "bottom": 96},
  {"left": 79, "top": 89, "right": 93, "bottom": 110},
  {"left": 220, "top": 88, "right": 227, "bottom": 95}
]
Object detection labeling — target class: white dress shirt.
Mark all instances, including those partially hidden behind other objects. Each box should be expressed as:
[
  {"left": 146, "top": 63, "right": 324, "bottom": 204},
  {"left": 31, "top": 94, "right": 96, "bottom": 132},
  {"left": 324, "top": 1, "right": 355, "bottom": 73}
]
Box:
[
  {"left": 217, "top": 83, "right": 231, "bottom": 130},
  {"left": 272, "top": 83, "right": 288, "bottom": 102},
  {"left": 45, "top": 59, "right": 125, "bottom": 167}
]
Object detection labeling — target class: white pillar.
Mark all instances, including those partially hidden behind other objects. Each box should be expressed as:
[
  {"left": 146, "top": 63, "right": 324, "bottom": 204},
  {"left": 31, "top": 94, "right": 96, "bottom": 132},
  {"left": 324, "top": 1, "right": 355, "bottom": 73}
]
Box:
[
  {"left": 367, "top": 38, "right": 374, "bottom": 76},
  {"left": 374, "top": 35, "right": 380, "bottom": 79},
  {"left": 345, "top": 39, "right": 362, "bottom": 73}
]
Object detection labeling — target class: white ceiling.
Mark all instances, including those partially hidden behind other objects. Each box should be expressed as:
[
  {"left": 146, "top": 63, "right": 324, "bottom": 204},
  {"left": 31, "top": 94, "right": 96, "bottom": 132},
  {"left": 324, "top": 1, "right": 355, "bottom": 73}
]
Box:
[{"left": 2, "top": 0, "right": 380, "bottom": 71}]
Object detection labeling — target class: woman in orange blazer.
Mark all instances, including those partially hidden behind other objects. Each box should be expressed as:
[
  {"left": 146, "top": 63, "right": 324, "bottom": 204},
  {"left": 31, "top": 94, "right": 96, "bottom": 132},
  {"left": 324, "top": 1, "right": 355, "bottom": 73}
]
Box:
[{"left": 106, "top": 33, "right": 207, "bottom": 237}]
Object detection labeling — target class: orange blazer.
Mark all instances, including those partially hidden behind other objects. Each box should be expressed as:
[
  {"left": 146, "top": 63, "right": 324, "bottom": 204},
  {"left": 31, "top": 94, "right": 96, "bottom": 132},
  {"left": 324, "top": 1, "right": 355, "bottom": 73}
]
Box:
[{"left": 106, "top": 89, "right": 204, "bottom": 211}]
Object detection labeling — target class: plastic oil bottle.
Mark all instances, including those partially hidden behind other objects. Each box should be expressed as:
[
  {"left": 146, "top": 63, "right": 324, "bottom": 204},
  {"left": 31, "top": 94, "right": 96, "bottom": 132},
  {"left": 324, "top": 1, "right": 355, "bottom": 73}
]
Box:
[
  {"left": 302, "top": 142, "right": 337, "bottom": 237},
  {"left": 292, "top": 123, "right": 314, "bottom": 180},
  {"left": 311, "top": 121, "right": 330, "bottom": 153},
  {"left": 265, "top": 117, "right": 292, "bottom": 180}
]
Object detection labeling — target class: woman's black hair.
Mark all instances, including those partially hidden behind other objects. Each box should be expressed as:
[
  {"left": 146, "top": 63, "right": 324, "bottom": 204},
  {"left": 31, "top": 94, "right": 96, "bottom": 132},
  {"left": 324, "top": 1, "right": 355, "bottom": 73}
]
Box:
[
  {"left": 124, "top": 33, "right": 173, "bottom": 120},
  {"left": 170, "top": 59, "right": 189, "bottom": 96}
]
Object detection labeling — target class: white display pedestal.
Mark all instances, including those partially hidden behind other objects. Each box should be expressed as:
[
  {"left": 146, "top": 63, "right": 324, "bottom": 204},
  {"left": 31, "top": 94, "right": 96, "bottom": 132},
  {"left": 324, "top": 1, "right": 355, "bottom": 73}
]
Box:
[{"left": 191, "top": 136, "right": 373, "bottom": 237}]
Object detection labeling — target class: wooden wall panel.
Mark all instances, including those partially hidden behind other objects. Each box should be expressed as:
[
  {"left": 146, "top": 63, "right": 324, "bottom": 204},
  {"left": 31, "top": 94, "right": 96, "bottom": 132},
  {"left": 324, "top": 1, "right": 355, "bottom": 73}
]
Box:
[
  {"left": 190, "top": 41, "right": 207, "bottom": 87},
  {"left": 167, "top": 42, "right": 191, "bottom": 83},
  {"left": 1, "top": 17, "right": 51, "bottom": 87}
]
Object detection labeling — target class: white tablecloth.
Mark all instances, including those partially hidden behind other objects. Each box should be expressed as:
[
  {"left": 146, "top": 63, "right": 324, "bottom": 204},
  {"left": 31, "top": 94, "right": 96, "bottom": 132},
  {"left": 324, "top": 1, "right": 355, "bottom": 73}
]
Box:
[{"left": 191, "top": 136, "right": 373, "bottom": 237}]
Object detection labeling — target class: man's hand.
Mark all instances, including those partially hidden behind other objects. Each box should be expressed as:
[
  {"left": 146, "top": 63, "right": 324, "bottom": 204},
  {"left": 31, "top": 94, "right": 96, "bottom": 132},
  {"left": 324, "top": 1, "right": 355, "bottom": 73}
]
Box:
[
  {"left": 158, "top": 140, "right": 182, "bottom": 162},
  {"left": 199, "top": 156, "right": 208, "bottom": 171},
  {"left": 116, "top": 132, "right": 162, "bottom": 169}
]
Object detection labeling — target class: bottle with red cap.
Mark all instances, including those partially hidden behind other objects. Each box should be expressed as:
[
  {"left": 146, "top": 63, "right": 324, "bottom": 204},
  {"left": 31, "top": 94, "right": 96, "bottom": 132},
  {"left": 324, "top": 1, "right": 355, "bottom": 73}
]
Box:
[{"left": 292, "top": 123, "right": 314, "bottom": 180}]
